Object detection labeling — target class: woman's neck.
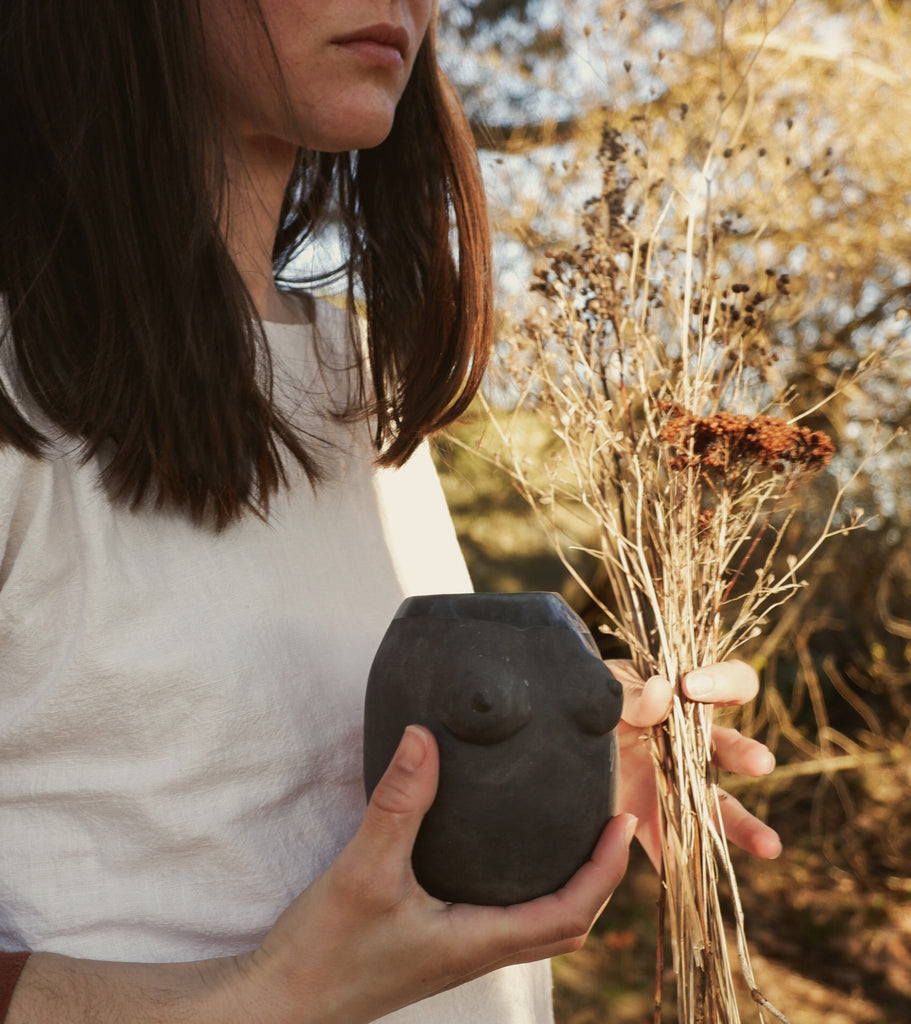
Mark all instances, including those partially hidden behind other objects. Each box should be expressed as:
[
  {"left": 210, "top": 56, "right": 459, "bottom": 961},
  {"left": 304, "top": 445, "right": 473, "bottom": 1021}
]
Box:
[{"left": 221, "top": 131, "right": 300, "bottom": 322}]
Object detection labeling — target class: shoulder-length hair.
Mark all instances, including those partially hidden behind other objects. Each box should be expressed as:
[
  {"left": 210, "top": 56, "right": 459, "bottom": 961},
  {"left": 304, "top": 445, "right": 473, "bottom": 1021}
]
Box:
[{"left": 0, "top": 1, "right": 491, "bottom": 528}]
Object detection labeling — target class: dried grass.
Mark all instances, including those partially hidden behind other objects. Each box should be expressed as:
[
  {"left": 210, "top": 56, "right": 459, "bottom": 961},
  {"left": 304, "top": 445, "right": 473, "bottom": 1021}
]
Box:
[
  {"left": 476, "top": 111, "right": 888, "bottom": 1024},
  {"left": 440, "top": 1, "right": 909, "bottom": 1016}
]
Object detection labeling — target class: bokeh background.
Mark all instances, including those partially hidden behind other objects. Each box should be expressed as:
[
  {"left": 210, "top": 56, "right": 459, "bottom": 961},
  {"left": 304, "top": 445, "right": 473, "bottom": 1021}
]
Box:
[{"left": 428, "top": 2, "right": 911, "bottom": 1021}]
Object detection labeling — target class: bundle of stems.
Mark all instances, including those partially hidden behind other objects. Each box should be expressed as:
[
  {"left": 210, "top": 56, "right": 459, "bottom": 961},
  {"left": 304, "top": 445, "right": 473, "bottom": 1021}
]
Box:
[{"left": 485, "top": 125, "right": 870, "bottom": 1023}]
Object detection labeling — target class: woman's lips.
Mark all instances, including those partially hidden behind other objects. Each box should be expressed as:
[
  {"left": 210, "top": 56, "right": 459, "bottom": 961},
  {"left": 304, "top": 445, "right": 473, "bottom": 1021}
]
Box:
[{"left": 332, "top": 24, "right": 409, "bottom": 68}]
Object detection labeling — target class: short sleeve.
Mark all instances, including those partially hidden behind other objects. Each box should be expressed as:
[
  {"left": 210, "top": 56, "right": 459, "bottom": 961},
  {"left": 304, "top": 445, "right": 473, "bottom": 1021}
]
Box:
[{"left": 372, "top": 441, "right": 474, "bottom": 597}]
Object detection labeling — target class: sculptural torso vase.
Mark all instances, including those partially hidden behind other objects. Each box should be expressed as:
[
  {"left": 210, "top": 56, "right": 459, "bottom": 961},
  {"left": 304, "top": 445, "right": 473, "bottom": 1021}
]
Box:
[{"left": 363, "top": 592, "right": 623, "bottom": 906}]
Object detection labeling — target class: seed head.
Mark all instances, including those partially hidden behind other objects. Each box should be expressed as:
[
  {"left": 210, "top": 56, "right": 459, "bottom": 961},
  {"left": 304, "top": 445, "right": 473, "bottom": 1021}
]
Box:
[{"left": 661, "top": 409, "right": 835, "bottom": 482}]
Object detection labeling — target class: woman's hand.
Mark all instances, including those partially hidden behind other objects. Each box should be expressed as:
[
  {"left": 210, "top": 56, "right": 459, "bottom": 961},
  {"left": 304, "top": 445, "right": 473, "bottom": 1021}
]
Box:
[
  {"left": 238, "top": 726, "right": 639, "bottom": 1024},
  {"left": 10, "top": 727, "right": 631, "bottom": 1024},
  {"left": 7, "top": 664, "right": 775, "bottom": 1024},
  {"left": 231, "top": 662, "right": 778, "bottom": 1024},
  {"left": 607, "top": 659, "right": 782, "bottom": 868}
]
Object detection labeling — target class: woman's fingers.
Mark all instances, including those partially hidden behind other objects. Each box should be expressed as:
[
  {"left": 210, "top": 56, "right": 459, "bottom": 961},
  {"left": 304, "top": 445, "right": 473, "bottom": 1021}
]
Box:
[
  {"left": 716, "top": 789, "right": 782, "bottom": 860},
  {"left": 710, "top": 727, "right": 781, "bottom": 859},
  {"left": 255, "top": 732, "right": 638, "bottom": 1021},
  {"left": 611, "top": 658, "right": 761, "bottom": 729},
  {"left": 607, "top": 661, "right": 673, "bottom": 728},
  {"left": 355, "top": 725, "right": 439, "bottom": 875},
  {"left": 712, "top": 725, "right": 776, "bottom": 777},
  {"left": 451, "top": 812, "right": 639, "bottom": 963},
  {"left": 681, "top": 660, "right": 759, "bottom": 706},
  {"left": 607, "top": 658, "right": 782, "bottom": 864},
  {"left": 344, "top": 709, "right": 777, "bottom": 1010},
  {"left": 411, "top": 812, "right": 639, "bottom": 1000}
]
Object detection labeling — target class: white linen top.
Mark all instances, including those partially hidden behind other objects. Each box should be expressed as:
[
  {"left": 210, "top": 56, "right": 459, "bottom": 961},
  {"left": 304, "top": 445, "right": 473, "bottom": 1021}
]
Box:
[{"left": 0, "top": 298, "right": 553, "bottom": 1022}]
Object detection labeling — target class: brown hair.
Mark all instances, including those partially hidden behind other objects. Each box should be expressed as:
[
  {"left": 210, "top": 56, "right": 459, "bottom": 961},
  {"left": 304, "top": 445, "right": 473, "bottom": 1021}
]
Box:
[{"left": 0, "top": 1, "right": 492, "bottom": 527}]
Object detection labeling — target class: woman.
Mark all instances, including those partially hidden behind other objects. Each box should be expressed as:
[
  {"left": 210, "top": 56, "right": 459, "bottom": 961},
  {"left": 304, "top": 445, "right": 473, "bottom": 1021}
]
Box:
[{"left": 0, "top": 1, "right": 781, "bottom": 1021}]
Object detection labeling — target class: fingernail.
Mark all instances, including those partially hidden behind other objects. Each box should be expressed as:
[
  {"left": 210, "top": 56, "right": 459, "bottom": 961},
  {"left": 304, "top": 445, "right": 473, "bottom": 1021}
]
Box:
[
  {"left": 760, "top": 749, "right": 776, "bottom": 775},
  {"left": 686, "top": 672, "right": 714, "bottom": 698},
  {"left": 395, "top": 725, "right": 428, "bottom": 773},
  {"left": 622, "top": 814, "right": 639, "bottom": 846}
]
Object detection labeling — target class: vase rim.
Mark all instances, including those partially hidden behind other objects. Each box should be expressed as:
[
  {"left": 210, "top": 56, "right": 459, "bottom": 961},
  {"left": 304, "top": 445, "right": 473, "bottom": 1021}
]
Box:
[{"left": 393, "top": 592, "right": 597, "bottom": 650}]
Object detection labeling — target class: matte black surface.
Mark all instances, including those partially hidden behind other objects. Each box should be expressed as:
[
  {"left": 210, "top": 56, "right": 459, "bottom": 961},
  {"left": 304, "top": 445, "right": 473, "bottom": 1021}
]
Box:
[{"left": 364, "top": 592, "right": 623, "bottom": 905}]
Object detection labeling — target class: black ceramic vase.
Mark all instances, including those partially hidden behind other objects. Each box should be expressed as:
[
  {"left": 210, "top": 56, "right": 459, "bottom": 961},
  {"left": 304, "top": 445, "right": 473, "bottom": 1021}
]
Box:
[{"left": 363, "top": 592, "right": 623, "bottom": 906}]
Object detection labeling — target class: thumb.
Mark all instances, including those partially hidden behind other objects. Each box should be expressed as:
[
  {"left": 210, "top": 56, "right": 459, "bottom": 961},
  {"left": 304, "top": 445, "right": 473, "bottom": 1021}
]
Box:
[{"left": 359, "top": 725, "right": 439, "bottom": 866}]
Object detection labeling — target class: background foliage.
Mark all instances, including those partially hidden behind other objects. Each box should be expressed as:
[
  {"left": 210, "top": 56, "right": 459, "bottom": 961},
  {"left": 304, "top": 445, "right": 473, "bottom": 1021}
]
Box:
[{"left": 432, "top": 1, "right": 911, "bottom": 1020}]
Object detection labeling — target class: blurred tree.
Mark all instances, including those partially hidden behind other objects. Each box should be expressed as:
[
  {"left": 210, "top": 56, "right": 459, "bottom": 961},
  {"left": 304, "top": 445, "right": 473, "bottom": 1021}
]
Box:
[{"left": 435, "top": 0, "right": 911, "bottom": 750}]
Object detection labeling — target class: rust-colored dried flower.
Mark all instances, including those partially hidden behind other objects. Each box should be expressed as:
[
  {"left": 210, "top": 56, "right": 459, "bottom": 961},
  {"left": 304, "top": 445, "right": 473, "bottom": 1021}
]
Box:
[{"left": 661, "top": 409, "right": 835, "bottom": 480}]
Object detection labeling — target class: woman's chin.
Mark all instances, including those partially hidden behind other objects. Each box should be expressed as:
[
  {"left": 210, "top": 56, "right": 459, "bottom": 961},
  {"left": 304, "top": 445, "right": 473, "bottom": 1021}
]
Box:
[
  {"left": 314, "top": 126, "right": 395, "bottom": 153},
  {"left": 302, "top": 102, "right": 399, "bottom": 153}
]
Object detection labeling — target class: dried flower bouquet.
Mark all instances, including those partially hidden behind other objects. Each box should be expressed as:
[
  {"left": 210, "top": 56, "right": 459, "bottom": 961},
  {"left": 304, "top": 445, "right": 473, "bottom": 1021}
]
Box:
[{"left": 483, "top": 125, "right": 871, "bottom": 1023}]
